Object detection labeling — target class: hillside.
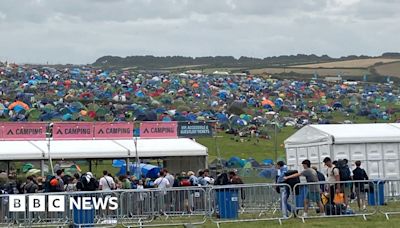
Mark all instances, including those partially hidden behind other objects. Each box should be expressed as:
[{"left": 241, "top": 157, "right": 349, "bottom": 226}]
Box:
[
  {"left": 374, "top": 61, "right": 400, "bottom": 77},
  {"left": 250, "top": 67, "right": 368, "bottom": 77},
  {"left": 290, "top": 58, "right": 400, "bottom": 68}
]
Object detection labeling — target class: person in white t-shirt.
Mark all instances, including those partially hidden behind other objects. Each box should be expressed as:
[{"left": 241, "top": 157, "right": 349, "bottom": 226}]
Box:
[
  {"left": 154, "top": 171, "right": 170, "bottom": 189},
  {"left": 99, "top": 170, "right": 116, "bottom": 191},
  {"left": 154, "top": 171, "right": 170, "bottom": 214}
]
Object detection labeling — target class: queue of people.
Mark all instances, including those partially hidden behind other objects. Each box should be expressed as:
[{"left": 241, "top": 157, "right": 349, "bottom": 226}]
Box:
[
  {"left": 0, "top": 168, "right": 244, "bottom": 195},
  {"left": 277, "top": 157, "right": 369, "bottom": 217}
]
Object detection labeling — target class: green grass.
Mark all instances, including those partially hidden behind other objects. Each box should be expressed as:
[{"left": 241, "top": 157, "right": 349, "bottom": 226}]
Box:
[
  {"left": 206, "top": 215, "right": 400, "bottom": 227},
  {"left": 197, "top": 127, "right": 296, "bottom": 163},
  {"left": 120, "top": 213, "right": 400, "bottom": 228}
]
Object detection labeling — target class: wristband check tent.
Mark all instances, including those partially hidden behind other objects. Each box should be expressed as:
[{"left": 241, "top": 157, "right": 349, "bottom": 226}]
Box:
[{"left": 0, "top": 138, "right": 208, "bottom": 175}]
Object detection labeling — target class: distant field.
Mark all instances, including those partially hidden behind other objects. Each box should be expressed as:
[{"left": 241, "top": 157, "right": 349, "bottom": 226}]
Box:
[
  {"left": 291, "top": 58, "right": 400, "bottom": 68},
  {"left": 374, "top": 61, "right": 400, "bottom": 77},
  {"left": 250, "top": 67, "right": 368, "bottom": 76},
  {"left": 163, "top": 64, "right": 206, "bottom": 70}
]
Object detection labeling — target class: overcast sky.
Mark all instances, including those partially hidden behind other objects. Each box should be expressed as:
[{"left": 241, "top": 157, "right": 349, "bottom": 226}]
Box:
[{"left": 0, "top": 0, "right": 399, "bottom": 64}]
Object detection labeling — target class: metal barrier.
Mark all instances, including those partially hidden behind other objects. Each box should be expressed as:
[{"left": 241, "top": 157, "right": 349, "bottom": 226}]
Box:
[
  {"left": 119, "top": 187, "right": 208, "bottom": 227},
  {"left": 2, "top": 180, "right": 400, "bottom": 227},
  {"left": 209, "top": 183, "right": 292, "bottom": 227},
  {"left": 0, "top": 191, "right": 121, "bottom": 227},
  {"left": 377, "top": 179, "right": 400, "bottom": 220},
  {"left": 293, "top": 180, "right": 379, "bottom": 222}
]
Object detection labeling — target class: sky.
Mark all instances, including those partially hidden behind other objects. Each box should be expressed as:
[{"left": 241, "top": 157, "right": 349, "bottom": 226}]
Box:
[{"left": 0, "top": 0, "right": 399, "bottom": 64}]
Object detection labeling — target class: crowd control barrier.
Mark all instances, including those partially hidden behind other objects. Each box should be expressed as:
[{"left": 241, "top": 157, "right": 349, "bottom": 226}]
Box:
[
  {"left": 293, "top": 180, "right": 379, "bottom": 222},
  {"left": 119, "top": 187, "right": 208, "bottom": 227},
  {"left": 377, "top": 179, "right": 400, "bottom": 220},
  {"left": 0, "top": 191, "right": 121, "bottom": 227},
  {"left": 209, "top": 183, "right": 293, "bottom": 227},
  {"left": 2, "top": 180, "right": 400, "bottom": 227}
]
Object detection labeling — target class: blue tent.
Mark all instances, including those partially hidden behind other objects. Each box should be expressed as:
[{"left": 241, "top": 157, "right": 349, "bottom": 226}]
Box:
[
  {"left": 227, "top": 156, "right": 246, "bottom": 168},
  {"left": 259, "top": 168, "right": 275, "bottom": 179},
  {"left": 116, "top": 163, "right": 161, "bottom": 179}
]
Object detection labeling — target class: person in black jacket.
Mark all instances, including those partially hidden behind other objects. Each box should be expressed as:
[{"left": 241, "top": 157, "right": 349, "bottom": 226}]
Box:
[{"left": 352, "top": 161, "right": 368, "bottom": 211}]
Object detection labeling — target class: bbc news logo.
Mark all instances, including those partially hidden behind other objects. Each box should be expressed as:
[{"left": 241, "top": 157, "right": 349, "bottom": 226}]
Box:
[{"left": 9, "top": 195, "right": 118, "bottom": 212}]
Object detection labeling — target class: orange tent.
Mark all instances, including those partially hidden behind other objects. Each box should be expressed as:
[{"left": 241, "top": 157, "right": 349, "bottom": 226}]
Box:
[
  {"left": 8, "top": 101, "right": 30, "bottom": 110},
  {"left": 261, "top": 99, "right": 275, "bottom": 107}
]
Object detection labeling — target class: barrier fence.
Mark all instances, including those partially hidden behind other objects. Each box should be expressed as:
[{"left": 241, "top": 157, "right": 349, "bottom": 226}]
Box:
[
  {"left": 1, "top": 180, "right": 400, "bottom": 227},
  {"left": 378, "top": 179, "right": 400, "bottom": 220},
  {"left": 209, "top": 183, "right": 292, "bottom": 227},
  {"left": 293, "top": 180, "right": 379, "bottom": 222}
]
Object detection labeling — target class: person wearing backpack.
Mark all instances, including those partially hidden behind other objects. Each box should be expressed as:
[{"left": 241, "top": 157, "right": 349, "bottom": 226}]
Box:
[
  {"left": 323, "top": 157, "right": 340, "bottom": 206},
  {"left": 76, "top": 172, "right": 99, "bottom": 192},
  {"left": 353, "top": 161, "right": 369, "bottom": 211},
  {"left": 338, "top": 159, "right": 353, "bottom": 208}
]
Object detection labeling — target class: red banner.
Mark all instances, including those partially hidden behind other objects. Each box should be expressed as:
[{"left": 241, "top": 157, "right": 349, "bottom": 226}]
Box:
[
  {"left": 1, "top": 123, "right": 47, "bottom": 140},
  {"left": 140, "top": 122, "right": 178, "bottom": 138},
  {"left": 53, "top": 122, "right": 93, "bottom": 140},
  {"left": 94, "top": 122, "right": 133, "bottom": 139}
]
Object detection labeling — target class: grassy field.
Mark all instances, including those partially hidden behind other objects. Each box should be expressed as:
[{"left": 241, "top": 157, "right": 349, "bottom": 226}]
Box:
[
  {"left": 196, "top": 215, "right": 400, "bottom": 228},
  {"left": 291, "top": 58, "right": 400, "bottom": 68},
  {"left": 250, "top": 67, "right": 368, "bottom": 77},
  {"left": 197, "top": 128, "right": 295, "bottom": 163},
  {"left": 374, "top": 61, "right": 400, "bottom": 77}
]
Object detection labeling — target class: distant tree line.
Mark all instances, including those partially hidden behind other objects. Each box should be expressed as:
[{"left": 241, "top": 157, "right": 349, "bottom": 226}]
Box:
[{"left": 92, "top": 52, "right": 400, "bottom": 69}]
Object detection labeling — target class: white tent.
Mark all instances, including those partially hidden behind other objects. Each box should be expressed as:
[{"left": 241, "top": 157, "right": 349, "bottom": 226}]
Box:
[
  {"left": 0, "top": 138, "right": 208, "bottom": 174},
  {"left": 285, "top": 123, "right": 400, "bottom": 179}
]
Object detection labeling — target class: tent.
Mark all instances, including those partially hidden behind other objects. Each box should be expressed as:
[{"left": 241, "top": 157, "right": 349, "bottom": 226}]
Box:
[
  {"left": 0, "top": 138, "right": 208, "bottom": 175},
  {"left": 285, "top": 123, "right": 400, "bottom": 179},
  {"left": 117, "top": 163, "right": 161, "bottom": 178}
]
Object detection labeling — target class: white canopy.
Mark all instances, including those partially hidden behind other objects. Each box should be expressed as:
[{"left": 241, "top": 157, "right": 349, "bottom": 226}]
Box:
[
  {"left": 285, "top": 123, "right": 400, "bottom": 147},
  {"left": 0, "top": 138, "right": 207, "bottom": 161}
]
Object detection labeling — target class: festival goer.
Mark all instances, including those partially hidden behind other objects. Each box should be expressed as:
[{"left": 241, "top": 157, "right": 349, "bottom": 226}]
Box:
[
  {"left": 353, "top": 161, "right": 369, "bottom": 211},
  {"left": 23, "top": 176, "right": 38, "bottom": 193},
  {"left": 323, "top": 157, "right": 340, "bottom": 205},
  {"left": 99, "top": 170, "right": 116, "bottom": 191},
  {"left": 285, "top": 160, "right": 324, "bottom": 217},
  {"left": 154, "top": 171, "right": 170, "bottom": 189},
  {"left": 276, "top": 161, "right": 291, "bottom": 218}
]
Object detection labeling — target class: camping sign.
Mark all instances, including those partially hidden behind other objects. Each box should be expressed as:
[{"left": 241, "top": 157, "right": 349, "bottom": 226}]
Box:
[
  {"left": 140, "top": 122, "right": 178, "bottom": 138},
  {"left": 94, "top": 122, "right": 133, "bottom": 139},
  {"left": 1, "top": 123, "right": 47, "bottom": 140},
  {"left": 53, "top": 122, "right": 93, "bottom": 140}
]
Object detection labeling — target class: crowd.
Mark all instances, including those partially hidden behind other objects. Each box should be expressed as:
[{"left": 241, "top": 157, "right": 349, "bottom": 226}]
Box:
[
  {"left": 0, "top": 167, "right": 244, "bottom": 195},
  {"left": 276, "top": 157, "right": 370, "bottom": 218}
]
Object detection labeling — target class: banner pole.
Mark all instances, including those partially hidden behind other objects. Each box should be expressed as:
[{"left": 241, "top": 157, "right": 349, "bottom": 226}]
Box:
[
  {"left": 47, "top": 125, "right": 54, "bottom": 175},
  {"left": 134, "top": 136, "right": 140, "bottom": 178}
]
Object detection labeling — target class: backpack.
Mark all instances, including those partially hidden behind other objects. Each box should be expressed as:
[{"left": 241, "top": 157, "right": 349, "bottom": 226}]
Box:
[
  {"left": 180, "top": 179, "right": 191, "bottom": 187},
  {"left": 284, "top": 170, "right": 300, "bottom": 195},
  {"left": 215, "top": 173, "right": 229, "bottom": 185},
  {"left": 80, "top": 174, "right": 98, "bottom": 191},
  {"left": 334, "top": 160, "right": 351, "bottom": 181},
  {"left": 45, "top": 175, "right": 59, "bottom": 192}
]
